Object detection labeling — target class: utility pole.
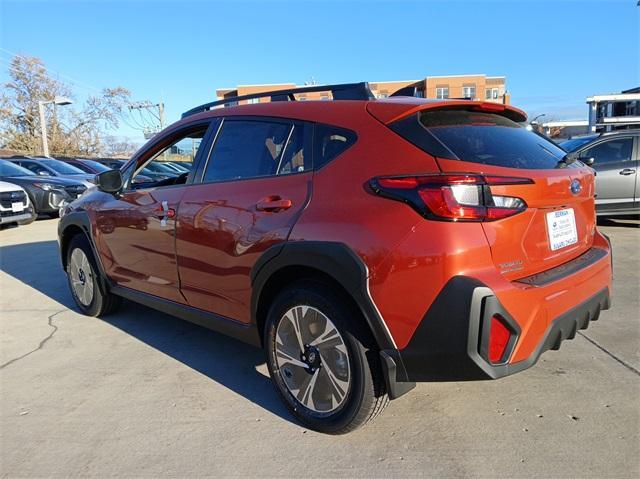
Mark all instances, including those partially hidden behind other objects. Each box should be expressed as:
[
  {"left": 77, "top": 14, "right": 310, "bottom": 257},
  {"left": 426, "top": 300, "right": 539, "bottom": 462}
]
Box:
[
  {"left": 38, "top": 102, "right": 49, "bottom": 157},
  {"left": 128, "top": 101, "right": 165, "bottom": 135},
  {"left": 158, "top": 102, "right": 165, "bottom": 129},
  {"left": 129, "top": 101, "right": 168, "bottom": 159},
  {"left": 38, "top": 96, "right": 73, "bottom": 157}
]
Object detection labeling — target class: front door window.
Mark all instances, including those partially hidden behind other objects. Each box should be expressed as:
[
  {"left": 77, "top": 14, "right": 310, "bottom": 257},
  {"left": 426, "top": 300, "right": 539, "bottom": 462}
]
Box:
[{"left": 131, "top": 127, "right": 207, "bottom": 187}]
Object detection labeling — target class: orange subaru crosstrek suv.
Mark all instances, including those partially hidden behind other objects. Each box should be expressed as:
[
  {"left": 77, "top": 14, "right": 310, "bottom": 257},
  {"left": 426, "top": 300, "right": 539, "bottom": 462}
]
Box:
[{"left": 58, "top": 83, "right": 612, "bottom": 434}]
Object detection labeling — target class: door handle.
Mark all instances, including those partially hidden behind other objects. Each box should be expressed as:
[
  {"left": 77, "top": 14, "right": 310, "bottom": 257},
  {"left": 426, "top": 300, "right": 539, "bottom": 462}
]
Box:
[
  {"left": 155, "top": 200, "right": 176, "bottom": 226},
  {"left": 256, "top": 196, "right": 293, "bottom": 212},
  {"left": 619, "top": 168, "right": 635, "bottom": 176}
]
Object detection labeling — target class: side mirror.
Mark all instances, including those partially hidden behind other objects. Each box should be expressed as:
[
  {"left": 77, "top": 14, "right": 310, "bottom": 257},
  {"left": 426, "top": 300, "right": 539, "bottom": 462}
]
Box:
[
  {"left": 95, "top": 169, "right": 123, "bottom": 194},
  {"left": 581, "top": 157, "right": 595, "bottom": 166}
]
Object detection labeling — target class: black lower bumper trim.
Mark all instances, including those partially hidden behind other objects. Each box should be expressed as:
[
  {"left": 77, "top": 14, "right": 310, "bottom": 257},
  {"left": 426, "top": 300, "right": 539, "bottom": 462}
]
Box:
[
  {"left": 381, "top": 276, "right": 611, "bottom": 389},
  {"left": 515, "top": 247, "right": 608, "bottom": 287}
]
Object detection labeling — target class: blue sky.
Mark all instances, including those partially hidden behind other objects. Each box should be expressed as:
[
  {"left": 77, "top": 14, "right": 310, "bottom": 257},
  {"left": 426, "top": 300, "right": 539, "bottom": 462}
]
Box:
[{"left": 1, "top": 0, "right": 638, "bottom": 142}]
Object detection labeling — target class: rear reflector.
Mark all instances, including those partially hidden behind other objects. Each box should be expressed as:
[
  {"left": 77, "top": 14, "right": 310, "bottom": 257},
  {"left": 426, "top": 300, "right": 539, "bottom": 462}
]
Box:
[
  {"left": 488, "top": 314, "right": 511, "bottom": 363},
  {"left": 370, "top": 174, "right": 532, "bottom": 222}
]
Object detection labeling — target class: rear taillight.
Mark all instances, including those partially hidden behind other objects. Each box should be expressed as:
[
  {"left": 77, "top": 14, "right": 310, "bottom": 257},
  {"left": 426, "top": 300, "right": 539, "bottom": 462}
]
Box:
[{"left": 370, "top": 174, "right": 532, "bottom": 222}]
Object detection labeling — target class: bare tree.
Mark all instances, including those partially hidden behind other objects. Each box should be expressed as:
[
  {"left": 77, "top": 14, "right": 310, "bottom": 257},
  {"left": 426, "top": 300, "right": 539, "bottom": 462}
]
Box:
[
  {"left": 101, "top": 135, "right": 140, "bottom": 158},
  {"left": 0, "top": 55, "right": 131, "bottom": 156}
]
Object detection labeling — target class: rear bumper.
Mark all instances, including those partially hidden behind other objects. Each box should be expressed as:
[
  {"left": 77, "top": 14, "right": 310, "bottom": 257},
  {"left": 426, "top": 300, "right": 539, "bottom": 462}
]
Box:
[{"left": 380, "top": 242, "right": 612, "bottom": 399}]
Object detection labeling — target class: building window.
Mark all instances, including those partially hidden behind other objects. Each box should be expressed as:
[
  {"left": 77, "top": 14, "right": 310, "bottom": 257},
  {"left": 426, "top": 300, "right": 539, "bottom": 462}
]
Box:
[
  {"left": 485, "top": 88, "right": 499, "bottom": 100},
  {"left": 298, "top": 95, "right": 307, "bottom": 101},
  {"left": 462, "top": 85, "right": 476, "bottom": 99},
  {"left": 320, "top": 95, "right": 330, "bottom": 101},
  {"left": 436, "top": 86, "right": 449, "bottom": 99},
  {"left": 247, "top": 98, "right": 260, "bottom": 104},
  {"left": 378, "top": 90, "right": 389, "bottom": 99}
]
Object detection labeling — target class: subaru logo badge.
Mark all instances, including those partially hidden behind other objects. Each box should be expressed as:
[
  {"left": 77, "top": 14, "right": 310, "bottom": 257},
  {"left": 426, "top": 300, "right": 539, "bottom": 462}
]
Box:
[
  {"left": 570, "top": 179, "right": 582, "bottom": 195},
  {"left": 10, "top": 192, "right": 18, "bottom": 199}
]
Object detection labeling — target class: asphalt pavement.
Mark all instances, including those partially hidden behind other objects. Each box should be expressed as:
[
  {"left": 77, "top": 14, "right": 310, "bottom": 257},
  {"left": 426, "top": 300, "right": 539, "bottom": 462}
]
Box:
[{"left": 1, "top": 217, "right": 638, "bottom": 478}]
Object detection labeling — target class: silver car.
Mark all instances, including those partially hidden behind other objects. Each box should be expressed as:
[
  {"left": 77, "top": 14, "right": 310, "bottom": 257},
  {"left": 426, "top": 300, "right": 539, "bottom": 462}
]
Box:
[{"left": 561, "top": 130, "right": 639, "bottom": 216}]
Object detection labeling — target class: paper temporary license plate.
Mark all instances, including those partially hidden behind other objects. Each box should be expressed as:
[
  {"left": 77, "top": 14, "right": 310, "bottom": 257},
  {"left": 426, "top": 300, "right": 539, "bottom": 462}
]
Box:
[
  {"left": 546, "top": 208, "right": 578, "bottom": 251},
  {"left": 11, "top": 202, "right": 24, "bottom": 212}
]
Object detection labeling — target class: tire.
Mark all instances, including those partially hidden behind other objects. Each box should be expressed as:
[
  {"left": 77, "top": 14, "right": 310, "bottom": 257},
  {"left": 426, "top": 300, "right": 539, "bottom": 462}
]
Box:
[
  {"left": 18, "top": 209, "right": 36, "bottom": 226},
  {"left": 66, "top": 234, "right": 121, "bottom": 317},
  {"left": 265, "top": 280, "right": 389, "bottom": 434}
]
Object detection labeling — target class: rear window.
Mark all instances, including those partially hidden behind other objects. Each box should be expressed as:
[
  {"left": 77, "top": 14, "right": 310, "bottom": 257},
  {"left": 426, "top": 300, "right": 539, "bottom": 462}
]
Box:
[
  {"left": 41, "top": 159, "right": 85, "bottom": 174},
  {"left": 82, "top": 160, "right": 111, "bottom": 172},
  {"left": 392, "top": 109, "right": 567, "bottom": 169}
]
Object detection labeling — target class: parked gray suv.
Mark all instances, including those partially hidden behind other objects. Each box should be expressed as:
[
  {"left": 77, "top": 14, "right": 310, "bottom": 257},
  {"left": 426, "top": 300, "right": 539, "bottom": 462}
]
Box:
[{"left": 561, "top": 130, "right": 639, "bottom": 216}]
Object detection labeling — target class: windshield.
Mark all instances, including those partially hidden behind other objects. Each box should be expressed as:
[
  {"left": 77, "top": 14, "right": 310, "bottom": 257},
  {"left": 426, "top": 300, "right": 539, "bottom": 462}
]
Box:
[
  {"left": 145, "top": 162, "right": 177, "bottom": 173},
  {"left": 82, "top": 160, "right": 111, "bottom": 172},
  {"left": 0, "top": 160, "right": 36, "bottom": 177},
  {"left": 559, "top": 136, "right": 598, "bottom": 153},
  {"left": 40, "top": 159, "right": 86, "bottom": 175}
]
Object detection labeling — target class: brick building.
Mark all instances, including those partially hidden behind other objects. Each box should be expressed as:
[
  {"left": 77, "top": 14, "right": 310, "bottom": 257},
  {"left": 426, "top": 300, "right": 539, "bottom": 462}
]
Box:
[{"left": 216, "top": 74, "right": 509, "bottom": 105}]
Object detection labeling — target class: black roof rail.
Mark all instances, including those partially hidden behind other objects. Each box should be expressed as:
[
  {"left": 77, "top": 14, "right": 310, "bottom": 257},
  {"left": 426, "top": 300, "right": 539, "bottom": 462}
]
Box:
[
  {"left": 390, "top": 85, "right": 419, "bottom": 97},
  {"left": 390, "top": 85, "right": 476, "bottom": 101},
  {"left": 181, "top": 82, "right": 375, "bottom": 119}
]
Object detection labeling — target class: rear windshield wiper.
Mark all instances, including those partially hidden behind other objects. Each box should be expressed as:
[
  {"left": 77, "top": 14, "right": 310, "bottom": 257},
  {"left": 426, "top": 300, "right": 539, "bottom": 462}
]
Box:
[{"left": 555, "top": 154, "right": 577, "bottom": 169}]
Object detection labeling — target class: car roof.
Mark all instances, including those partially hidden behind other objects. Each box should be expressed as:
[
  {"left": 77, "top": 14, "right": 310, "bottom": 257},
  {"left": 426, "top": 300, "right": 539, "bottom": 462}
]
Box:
[
  {"left": 172, "top": 97, "right": 527, "bottom": 136},
  {"left": 599, "top": 129, "right": 640, "bottom": 137}
]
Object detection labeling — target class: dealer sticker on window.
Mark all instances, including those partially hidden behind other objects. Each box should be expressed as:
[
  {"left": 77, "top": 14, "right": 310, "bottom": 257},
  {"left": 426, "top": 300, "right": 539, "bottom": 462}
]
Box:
[{"left": 546, "top": 208, "right": 578, "bottom": 251}]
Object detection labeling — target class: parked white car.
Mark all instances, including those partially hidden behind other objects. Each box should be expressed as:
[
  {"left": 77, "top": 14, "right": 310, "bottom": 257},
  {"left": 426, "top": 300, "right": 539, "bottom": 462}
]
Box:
[{"left": 0, "top": 180, "right": 35, "bottom": 227}]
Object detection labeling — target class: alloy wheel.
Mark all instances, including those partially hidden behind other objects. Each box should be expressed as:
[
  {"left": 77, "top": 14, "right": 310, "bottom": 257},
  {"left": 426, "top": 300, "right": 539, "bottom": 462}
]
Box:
[
  {"left": 69, "top": 248, "right": 94, "bottom": 306},
  {"left": 275, "top": 306, "right": 351, "bottom": 413}
]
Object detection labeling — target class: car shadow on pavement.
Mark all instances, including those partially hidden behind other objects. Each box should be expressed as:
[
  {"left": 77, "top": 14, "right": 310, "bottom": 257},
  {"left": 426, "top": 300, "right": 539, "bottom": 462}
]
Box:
[
  {"left": 0, "top": 240, "right": 294, "bottom": 425},
  {"left": 0, "top": 239, "right": 77, "bottom": 308},
  {"left": 597, "top": 216, "right": 640, "bottom": 228}
]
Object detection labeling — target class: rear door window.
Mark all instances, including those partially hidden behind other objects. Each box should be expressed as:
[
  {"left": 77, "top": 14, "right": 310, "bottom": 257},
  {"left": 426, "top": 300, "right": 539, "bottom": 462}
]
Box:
[
  {"left": 277, "top": 122, "right": 312, "bottom": 174},
  {"left": 392, "top": 109, "right": 567, "bottom": 169},
  {"left": 202, "top": 119, "right": 312, "bottom": 182}
]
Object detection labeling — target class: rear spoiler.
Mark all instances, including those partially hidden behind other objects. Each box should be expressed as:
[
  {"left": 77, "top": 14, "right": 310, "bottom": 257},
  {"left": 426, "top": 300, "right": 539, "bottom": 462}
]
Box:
[
  {"left": 380, "top": 87, "right": 527, "bottom": 124},
  {"left": 368, "top": 99, "right": 527, "bottom": 124}
]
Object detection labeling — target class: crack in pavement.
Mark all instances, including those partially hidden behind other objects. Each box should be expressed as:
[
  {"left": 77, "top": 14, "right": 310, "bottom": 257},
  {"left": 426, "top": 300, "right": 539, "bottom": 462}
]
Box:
[
  {"left": 578, "top": 331, "right": 640, "bottom": 377},
  {"left": 0, "top": 309, "right": 67, "bottom": 370}
]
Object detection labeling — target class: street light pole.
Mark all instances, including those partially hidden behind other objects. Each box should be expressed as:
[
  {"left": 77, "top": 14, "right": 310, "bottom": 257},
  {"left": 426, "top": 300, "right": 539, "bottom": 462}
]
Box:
[
  {"left": 38, "top": 96, "right": 73, "bottom": 157},
  {"left": 530, "top": 113, "right": 546, "bottom": 125},
  {"left": 38, "top": 101, "right": 50, "bottom": 157}
]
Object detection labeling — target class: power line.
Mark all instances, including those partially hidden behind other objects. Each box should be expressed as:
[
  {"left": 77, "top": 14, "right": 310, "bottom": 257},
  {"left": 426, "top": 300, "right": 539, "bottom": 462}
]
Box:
[
  {"left": 0, "top": 47, "right": 103, "bottom": 94},
  {"left": 128, "top": 101, "right": 165, "bottom": 129},
  {"left": 121, "top": 115, "right": 146, "bottom": 132}
]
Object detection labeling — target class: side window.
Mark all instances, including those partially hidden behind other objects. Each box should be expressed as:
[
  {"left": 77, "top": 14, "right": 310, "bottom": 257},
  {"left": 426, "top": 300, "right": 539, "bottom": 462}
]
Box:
[
  {"left": 132, "top": 126, "right": 207, "bottom": 186},
  {"left": 277, "top": 122, "right": 312, "bottom": 175},
  {"left": 71, "top": 162, "right": 91, "bottom": 173},
  {"left": 21, "top": 162, "right": 47, "bottom": 175},
  {"left": 580, "top": 138, "right": 633, "bottom": 164},
  {"left": 202, "top": 120, "right": 291, "bottom": 182},
  {"left": 314, "top": 124, "right": 357, "bottom": 169}
]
